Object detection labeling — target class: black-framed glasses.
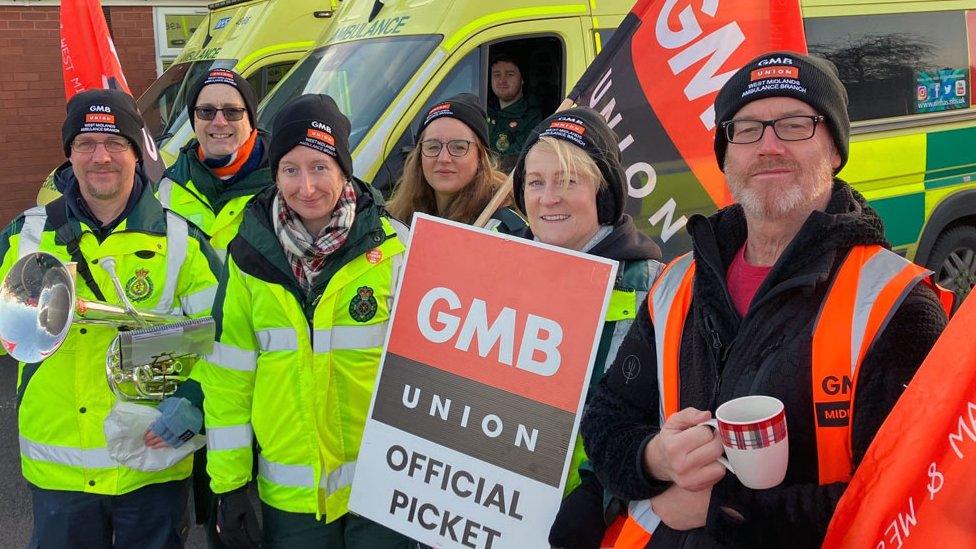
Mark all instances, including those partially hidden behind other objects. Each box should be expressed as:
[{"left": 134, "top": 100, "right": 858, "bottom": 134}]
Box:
[
  {"left": 721, "top": 115, "right": 824, "bottom": 144},
  {"left": 70, "top": 138, "right": 131, "bottom": 154},
  {"left": 420, "top": 139, "right": 473, "bottom": 158},
  {"left": 194, "top": 106, "right": 247, "bottom": 121}
]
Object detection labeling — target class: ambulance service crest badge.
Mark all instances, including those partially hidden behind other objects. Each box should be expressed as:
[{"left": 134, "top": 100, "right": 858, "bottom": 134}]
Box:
[
  {"left": 349, "top": 286, "right": 378, "bottom": 322},
  {"left": 125, "top": 268, "right": 154, "bottom": 302}
]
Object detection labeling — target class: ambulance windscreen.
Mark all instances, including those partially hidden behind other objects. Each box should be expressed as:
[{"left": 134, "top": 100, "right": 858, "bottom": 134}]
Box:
[{"left": 257, "top": 35, "right": 440, "bottom": 151}]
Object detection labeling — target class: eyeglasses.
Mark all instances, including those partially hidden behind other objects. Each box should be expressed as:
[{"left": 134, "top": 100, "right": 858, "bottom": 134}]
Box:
[
  {"left": 420, "top": 139, "right": 473, "bottom": 158},
  {"left": 721, "top": 115, "right": 825, "bottom": 144},
  {"left": 194, "top": 106, "right": 247, "bottom": 121},
  {"left": 70, "top": 138, "right": 131, "bottom": 153}
]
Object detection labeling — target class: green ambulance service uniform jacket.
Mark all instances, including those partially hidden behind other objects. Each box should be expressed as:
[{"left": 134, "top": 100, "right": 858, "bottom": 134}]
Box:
[
  {"left": 195, "top": 180, "right": 408, "bottom": 521},
  {"left": 0, "top": 166, "right": 221, "bottom": 495},
  {"left": 156, "top": 133, "right": 272, "bottom": 261},
  {"left": 488, "top": 97, "right": 543, "bottom": 159}
]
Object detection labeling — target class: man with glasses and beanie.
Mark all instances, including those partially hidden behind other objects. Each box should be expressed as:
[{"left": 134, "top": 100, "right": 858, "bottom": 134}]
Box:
[
  {"left": 0, "top": 88, "right": 220, "bottom": 548},
  {"left": 156, "top": 68, "right": 270, "bottom": 262},
  {"left": 579, "top": 52, "right": 951, "bottom": 547}
]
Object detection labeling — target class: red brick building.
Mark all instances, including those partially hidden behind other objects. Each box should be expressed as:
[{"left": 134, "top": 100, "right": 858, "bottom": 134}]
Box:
[{"left": 0, "top": 0, "right": 208, "bottom": 226}]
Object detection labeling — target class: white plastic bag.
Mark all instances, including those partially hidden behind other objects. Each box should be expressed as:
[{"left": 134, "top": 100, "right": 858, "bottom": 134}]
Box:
[{"left": 104, "top": 401, "right": 206, "bottom": 472}]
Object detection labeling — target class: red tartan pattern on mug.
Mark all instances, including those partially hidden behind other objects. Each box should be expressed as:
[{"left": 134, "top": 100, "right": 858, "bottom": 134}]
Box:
[{"left": 719, "top": 409, "right": 787, "bottom": 450}]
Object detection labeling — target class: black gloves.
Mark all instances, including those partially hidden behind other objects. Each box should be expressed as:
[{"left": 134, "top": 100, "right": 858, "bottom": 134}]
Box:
[{"left": 216, "top": 487, "right": 261, "bottom": 549}]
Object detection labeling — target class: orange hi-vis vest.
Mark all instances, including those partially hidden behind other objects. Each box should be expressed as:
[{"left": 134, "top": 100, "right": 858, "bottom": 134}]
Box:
[{"left": 606, "top": 245, "right": 952, "bottom": 548}]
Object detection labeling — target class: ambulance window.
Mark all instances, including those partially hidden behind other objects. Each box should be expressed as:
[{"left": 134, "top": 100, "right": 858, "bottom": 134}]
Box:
[
  {"left": 246, "top": 62, "right": 296, "bottom": 100},
  {"left": 139, "top": 61, "right": 193, "bottom": 139},
  {"left": 410, "top": 49, "right": 483, "bottom": 138},
  {"left": 488, "top": 37, "right": 564, "bottom": 118},
  {"left": 805, "top": 11, "right": 971, "bottom": 122},
  {"left": 140, "top": 58, "right": 237, "bottom": 141},
  {"left": 373, "top": 48, "right": 483, "bottom": 197},
  {"left": 257, "top": 35, "right": 440, "bottom": 148}
]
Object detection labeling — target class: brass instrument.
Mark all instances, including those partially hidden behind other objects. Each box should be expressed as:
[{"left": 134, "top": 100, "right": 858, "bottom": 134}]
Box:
[{"left": 0, "top": 252, "right": 214, "bottom": 401}]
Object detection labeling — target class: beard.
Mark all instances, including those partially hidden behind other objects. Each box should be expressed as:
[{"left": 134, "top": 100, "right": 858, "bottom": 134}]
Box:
[
  {"left": 726, "top": 156, "right": 834, "bottom": 220},
  {"left": 82, "top": 174, "right": 124, "bottom": 201}
]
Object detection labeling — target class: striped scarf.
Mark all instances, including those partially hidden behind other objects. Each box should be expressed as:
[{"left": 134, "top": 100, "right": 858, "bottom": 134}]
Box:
[{"left": 273, "top": 180, "right": 357, "bottom": 290}]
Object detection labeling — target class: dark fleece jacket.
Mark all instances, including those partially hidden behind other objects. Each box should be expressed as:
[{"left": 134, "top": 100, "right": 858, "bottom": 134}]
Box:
[{"left": 580, "top": 181, "right": 948, "bottom": 548}]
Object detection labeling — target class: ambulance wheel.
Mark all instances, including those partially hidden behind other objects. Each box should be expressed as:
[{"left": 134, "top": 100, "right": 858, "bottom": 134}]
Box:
[{"left": 928, "top": 225, "right": 976, "bottom": 308}]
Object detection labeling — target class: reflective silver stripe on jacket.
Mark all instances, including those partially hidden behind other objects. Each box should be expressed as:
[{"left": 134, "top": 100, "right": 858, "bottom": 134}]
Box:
[
  {"left": 388, "top": 218, "right": 410, "bottom": 248},
  {"left": 388, "top": 218, "right": 409, "bottom": 305},
  {"left": 627, "top": 499, "right": 661, "bottom": 535},
  {"left": 256, "top": 328, "right": 298, "bottom": 351},
  {"left": 846, "top": 248, "right": 927, "bottom": 376},
  {"left": 650, "top": 253, "right": 694, "bottom": 428},
  {"left": 483, "top": 218, "right": 502, "bottom": 232},
  {"left": 17, "top": 206, "right": 47, "bottom": 258},
  {"left": 312, "top": 323, "right": 388, "bottom": 354},
  {"left": 207, "top": 423, "right": 253, "bottom": 451},
  {"left": 258, "top": 455, "right": 357, "bottom": 494},
  {"left": 181, "top": 285, "right": 217, "bottom": 316},
  {"left": 20, "top": 435, "right": 117, "bottom": 468},
  {"left": 207, "top": 342, "right": 258, "bottom": 372},
  {"left": 325, "top": 461, "right": 357, "bottom": 493},
  {"left": 155, "top": 211, "right": 189, "bottom": 314},
  {"left": 157, "top": 177, "right": 175, "bottom": 209}
]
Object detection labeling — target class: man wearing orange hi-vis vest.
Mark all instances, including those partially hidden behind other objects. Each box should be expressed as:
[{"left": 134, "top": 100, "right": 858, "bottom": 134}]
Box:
[{"left": 579, "top": 51, "right": 953, "bottom": 548}]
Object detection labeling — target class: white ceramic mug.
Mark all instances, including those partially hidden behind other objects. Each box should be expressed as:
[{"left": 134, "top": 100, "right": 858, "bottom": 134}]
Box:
[{"left": 699, "top": 395, "right": 789, "bottom": 490}]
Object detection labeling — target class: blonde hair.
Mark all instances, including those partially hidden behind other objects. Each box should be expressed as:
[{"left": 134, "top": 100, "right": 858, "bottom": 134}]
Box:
[
  {"left": 386, "top": 139, "right": 510, "bottom": 225},
  {"left": 524, "top": 136, "right": 606, "bottom": 191}
]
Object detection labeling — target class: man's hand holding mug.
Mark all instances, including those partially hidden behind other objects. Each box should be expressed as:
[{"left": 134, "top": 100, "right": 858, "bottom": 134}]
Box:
[
  {"left": 645, "top": 396, "right": 790, "bottom": 491},
  {"left": 643, "top": 407, "right": 727, "bottom": 491}
]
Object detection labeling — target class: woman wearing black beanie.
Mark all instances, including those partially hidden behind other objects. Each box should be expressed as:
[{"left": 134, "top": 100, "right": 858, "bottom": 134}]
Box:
[
  {"left": 387, "top": 93, "right": 526, "bottom": 232},
  {"left": 512, "top": 107, "right": 664, "bottom": 548},
  {"left": 194, "top": 94, "right": 415, "bottom": 548}
]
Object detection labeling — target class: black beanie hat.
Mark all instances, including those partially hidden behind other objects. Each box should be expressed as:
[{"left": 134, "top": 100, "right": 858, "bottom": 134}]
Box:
[
  {"left": 269, "top": 94, "right": 353, "bottom": 179},
  {"left": 512, "top": 107, "right": 625, "bottom": 225},
  {"left": 186, "top": 68, "right": 258, "bottom": 126},
  {"left": 415, "top": 93, "right": 489, "bottom": 148},
  {"left": 62, "top": 89, "right": 145, "bottom": 160},
  {"left": 713, "top": 51, "right": 849, "bottom": 172}
]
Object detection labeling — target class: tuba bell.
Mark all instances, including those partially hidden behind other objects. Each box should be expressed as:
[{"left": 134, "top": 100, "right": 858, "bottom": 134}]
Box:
[{"left": 0, "top": 252, "right": 214, "bottom": 401}]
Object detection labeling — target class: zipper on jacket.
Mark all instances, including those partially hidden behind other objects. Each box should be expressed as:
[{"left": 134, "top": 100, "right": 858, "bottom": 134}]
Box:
[
  {"left": 306, "top": 295, "right": 321, "bottom": 349},
  {"left": 702, "top": 313, "right": 729, "bottom": 408},
  {"left": 702, "top": 313, "right": 724, "bottom": 355}
]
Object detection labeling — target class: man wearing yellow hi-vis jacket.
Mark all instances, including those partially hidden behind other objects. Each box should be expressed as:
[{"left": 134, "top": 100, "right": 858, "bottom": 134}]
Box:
[
  {"left": 194, "top": 94, "right": 415, "bottom": 548},
  {"left": 156, "top": 68, "right": 271, "bottom": 261},
  {"left": 0, "top": 89, "right": 220, "bottom": 548}
]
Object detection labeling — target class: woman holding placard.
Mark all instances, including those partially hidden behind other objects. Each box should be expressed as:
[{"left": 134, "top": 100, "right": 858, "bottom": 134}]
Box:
[
  {"left": 387, "top": 93, "right": 526, "bottom": 232},
  {"left": 193, "top": 94, "right": 414, "bottom": 548},
  {"left": 509, "top": 107, "right": 664, "bottom": 547}
]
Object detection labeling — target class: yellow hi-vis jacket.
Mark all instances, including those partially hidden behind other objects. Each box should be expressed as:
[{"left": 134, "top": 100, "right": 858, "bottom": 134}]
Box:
[
  {"left": 0, "top": 174, "right": 220, "bottom": 495},
  {"left": 157, "top": 136, "right": 272, "bottom": 262},
  {"left": 195, "top": 182, "right": 407, "bottom": 521}
]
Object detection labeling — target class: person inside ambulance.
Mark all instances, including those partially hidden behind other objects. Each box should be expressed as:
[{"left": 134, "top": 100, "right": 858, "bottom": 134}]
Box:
[
  {"left": 192, "top": 94, "right": 415, "bottom": 549},
  {"left": 508, "top": 107, "right": 664, "bottom": 547},
  {"left": 580, "top": 52, "right": 950, "bottom": 548},
  {"left": 0, "top": 89, "right": 220, "bottom": 548},
  {"left": 157, "top": 68, "right": 271, "bottom": 260},
  {"left": 488, "top": 54, "right": 543, "bottom": 170},
  {"left": 387, "top": 92, "right": 525, "bottom": 232}
]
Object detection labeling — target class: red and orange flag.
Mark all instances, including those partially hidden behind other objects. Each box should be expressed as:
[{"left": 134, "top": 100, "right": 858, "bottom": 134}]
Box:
[
  {"left": 59, "top": 0, "right": 131, "bottom": 100},
  {"left": 824, "top": 295, "right": 976, "bottom": 547}
]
